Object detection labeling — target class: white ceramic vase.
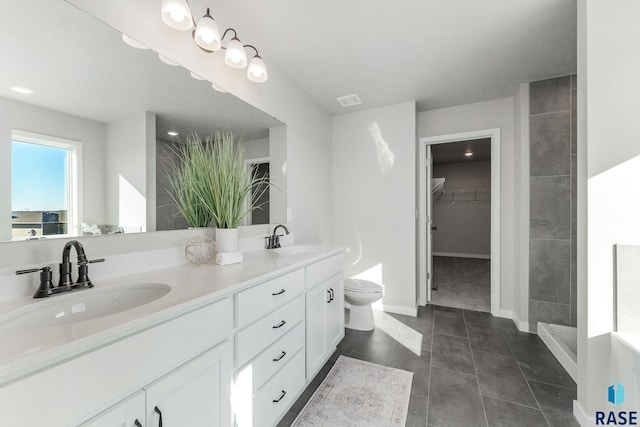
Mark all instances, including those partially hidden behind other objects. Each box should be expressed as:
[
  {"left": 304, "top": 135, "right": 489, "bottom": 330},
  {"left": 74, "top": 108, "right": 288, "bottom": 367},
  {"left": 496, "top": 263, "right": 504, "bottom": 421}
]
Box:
[{"left": 215, "top": 228, "right": 239, "bottom": 253}]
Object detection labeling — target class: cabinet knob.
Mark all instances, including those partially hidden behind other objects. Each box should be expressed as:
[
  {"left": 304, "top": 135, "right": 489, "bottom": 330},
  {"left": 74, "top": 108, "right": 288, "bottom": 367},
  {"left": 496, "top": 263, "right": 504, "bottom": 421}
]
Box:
[
  {"left": 154, "top": 406, "right": 163, "bottom": 427},
  {"left": 273, "top": 351, "right": 287, "bottom": 362},
  {"left": 272, "top": 320, "right": 286, "bottom": 329},
  {"left": 273, "top": 390, "right": 287, "bottom": 403},
  {"left": 134, "top": 420, "right": 142, "bottom": 427},
  {"left": 272, "top": 289, "right": 286, "bottom": 296}
]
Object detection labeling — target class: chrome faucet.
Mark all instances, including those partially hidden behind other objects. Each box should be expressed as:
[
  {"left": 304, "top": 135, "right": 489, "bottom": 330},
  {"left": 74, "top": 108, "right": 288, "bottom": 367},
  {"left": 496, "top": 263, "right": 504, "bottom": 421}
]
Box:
[
  {"left": 16, "top": 240, "right": 104, "bottom": 298},
  {"left": 266, "top": 225, "right": 290, "bottom": 249}
]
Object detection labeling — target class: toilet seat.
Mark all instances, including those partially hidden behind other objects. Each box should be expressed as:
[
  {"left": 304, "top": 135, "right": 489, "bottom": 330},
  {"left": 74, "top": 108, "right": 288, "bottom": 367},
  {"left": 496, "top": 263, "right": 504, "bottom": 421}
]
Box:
[{"left": 344, "top": 278, "right": 383, "bottom": 294}]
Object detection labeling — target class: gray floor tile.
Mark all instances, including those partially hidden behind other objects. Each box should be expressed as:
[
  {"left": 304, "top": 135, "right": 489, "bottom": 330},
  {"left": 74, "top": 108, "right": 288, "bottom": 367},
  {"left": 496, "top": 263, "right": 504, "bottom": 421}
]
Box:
[
  {"left": 352, "top": 328, "right": 396, "bottom": 362},
  {"left": 396, "top": 323, "right": 433, "bottom": 352},
  {"left": 387, "top": 344, "right": 431, "bottom": 397},
  {"left": 473, "top": 350, "right": 538, "bottom": 408},
  {"left": 432, "top": 333, "right": 475, "bottom": 375},
  {"left": 434, "top": 310, "right": 468, "bottom": 338},
  {"left": 529, "top": 380, "right": 580, "bottom": 427},
  {"left": 406, "top": 393, "right": 428, "bottom": 427},
  {"left": 483, "top": 396, "right": 548, "bottom": 427},
  {"left": 501, "top": 329, "right": 546, "bottom": 347},
  {"left": 464, "top": 310, "right": 518, "bottom": 333},
  {"left": 427, "top": 367, "right": 486, "bottom": 427},
  {"left": 467, "top": 323, "right": 512, "bottom": 356},
  {"left": 508, "top": 341, "right": 576, "bottom": 389},
  {"left": 350, "top": 350, "right": 390, "bottom": 365}
]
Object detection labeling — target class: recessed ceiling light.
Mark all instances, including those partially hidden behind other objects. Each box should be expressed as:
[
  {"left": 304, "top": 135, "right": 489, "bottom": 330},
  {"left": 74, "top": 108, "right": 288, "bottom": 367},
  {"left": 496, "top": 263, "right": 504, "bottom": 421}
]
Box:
[
  {"left": 336, "top": 94, "right": 362, "bottom": 107},
  {"left": 167, "top": 131, "right": 179, "bottom": 137},
  {"left": 211, "top": 83, "right": 227, "bottom": 93},
  {"left": 465, "top": 151, "right": 474, "bottom": 157},
  {"left": 158, "top": 54, "right": 179, "bottom": 66},
  {"left": 7, "top": 85, "right": 33, "bottom": 95},
  {"left": 190, "top": 71, "right": 205, "bottom": 80},
  {"left": 122, "top": 34, "right": 148, "bottom": 50}
]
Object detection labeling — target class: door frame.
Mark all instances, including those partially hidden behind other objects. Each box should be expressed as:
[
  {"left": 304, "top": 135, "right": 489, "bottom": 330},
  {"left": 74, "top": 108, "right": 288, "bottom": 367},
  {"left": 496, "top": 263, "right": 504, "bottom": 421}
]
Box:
[{"left": 418, "top": 128, "right": 501, "bottom": 315}]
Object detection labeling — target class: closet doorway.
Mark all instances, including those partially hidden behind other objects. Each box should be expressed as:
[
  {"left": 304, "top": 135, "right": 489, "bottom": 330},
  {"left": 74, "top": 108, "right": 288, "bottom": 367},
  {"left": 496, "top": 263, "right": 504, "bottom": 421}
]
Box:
[{"left": 418, "top": 129, "right": 501, "bottom": 315}]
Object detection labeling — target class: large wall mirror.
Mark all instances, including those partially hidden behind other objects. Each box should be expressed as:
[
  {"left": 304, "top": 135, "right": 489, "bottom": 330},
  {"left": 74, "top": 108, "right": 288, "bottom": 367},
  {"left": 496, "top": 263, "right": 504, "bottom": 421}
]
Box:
[{"left": 0, "top": 0, "right": 286, "bottom": 242}]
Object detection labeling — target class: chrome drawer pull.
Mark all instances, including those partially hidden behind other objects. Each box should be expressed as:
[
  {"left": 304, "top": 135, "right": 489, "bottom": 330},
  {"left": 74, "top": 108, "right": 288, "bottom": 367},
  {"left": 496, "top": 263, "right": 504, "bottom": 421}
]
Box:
[
  {"left": 272, "top": 289, "right": 286, "bottom": 296},
  {"left": 273, "top": 390, "right": 287, "bottom": 403},
  {"left": 273, "top": 351, "right": 287, "bottom": 362},
  {"left": 273, "top": 320, "right": 286, "bottom": 329}
]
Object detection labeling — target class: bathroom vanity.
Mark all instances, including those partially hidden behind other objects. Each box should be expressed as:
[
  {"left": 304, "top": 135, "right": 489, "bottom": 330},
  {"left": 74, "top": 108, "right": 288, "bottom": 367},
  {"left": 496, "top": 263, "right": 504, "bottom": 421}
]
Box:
[{"left": 0, "top": 246, "right": 344, "bottom": 427}]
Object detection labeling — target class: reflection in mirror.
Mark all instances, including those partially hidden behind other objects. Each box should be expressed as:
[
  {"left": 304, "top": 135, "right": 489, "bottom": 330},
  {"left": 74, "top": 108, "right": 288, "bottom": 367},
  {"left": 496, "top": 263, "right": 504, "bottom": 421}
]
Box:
[{"left": 0, "top": 0, "right": 286, "bottom": 242}]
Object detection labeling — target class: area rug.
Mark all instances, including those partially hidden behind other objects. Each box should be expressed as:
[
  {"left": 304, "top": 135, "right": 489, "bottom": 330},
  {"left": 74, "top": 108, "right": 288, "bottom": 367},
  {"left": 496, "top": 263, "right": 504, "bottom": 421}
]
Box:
[{"left": 291, "top": 355, "right": 413, "bottom": 427}]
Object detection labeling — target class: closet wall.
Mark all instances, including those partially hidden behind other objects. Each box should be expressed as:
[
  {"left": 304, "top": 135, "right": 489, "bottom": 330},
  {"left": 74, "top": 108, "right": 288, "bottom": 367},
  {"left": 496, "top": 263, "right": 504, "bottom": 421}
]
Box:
[{"left": 432, "top": 160, "right": 491, "bottom": 257}]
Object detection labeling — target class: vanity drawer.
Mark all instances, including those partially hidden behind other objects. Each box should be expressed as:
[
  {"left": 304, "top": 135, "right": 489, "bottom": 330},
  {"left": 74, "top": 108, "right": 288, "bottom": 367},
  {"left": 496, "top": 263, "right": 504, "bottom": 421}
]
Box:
[
  {"left": 236, "top": 268, "right": 304, "bottom": 328},
  {"left": 253, "top": 349, "right": 305, "bottom": 427},
  {"left": 241, "top": 322, "right": 305, "bottom": 393},
  {"left": 236, "top": 295, "right": 304, "bottom": 367},
  {"left": 305, "top": 253, "right": 344, "bottom": 290}
]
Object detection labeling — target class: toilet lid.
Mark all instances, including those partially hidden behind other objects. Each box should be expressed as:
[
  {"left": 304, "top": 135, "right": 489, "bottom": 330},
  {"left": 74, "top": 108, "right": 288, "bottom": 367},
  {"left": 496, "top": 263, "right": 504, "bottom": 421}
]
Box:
[{"left": 344, "top": 278, "right": 383, "bottom": 294}]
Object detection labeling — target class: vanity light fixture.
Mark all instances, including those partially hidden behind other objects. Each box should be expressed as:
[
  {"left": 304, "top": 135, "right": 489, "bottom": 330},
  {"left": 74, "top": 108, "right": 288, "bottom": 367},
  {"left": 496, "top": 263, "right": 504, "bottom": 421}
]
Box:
[
  {"left": 122, "top": 34, "right": 148, "bottom": 50},
  {"left": 161, "top": 0, "right": 193, "bottom": 30},
  {"left": 160, "top": 1, "right": 267, "bottom": 83},
  {"left": 6, "top": 85, "right": 33, "bottom": 95}
]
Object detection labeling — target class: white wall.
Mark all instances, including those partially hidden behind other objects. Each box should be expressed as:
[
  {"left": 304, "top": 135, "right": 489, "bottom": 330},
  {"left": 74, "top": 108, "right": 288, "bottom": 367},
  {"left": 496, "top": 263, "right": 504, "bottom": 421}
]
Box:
[
  {"left": 576, "top": 0, "right": 640, "bottom": 420},
  {"left": 67, "top": 0, "right": 333, "bottom": 245},
  {"left": 332, "top": 102, "right": 417, "bottom": 315},
  {"left": 241, "top": 137, "right": 269, "bottom": 160},
  {"left": 0, "top": 96, "right": 107, "bottom": 237},
  {"left": 105, "top": 112, "right": 153, "bottom": 232},
  {"left": 432, "top": 161, "right": 491, "bottom": 257},
  {"left": 418, "top": 98, "right": 516, "bottom": 315}
]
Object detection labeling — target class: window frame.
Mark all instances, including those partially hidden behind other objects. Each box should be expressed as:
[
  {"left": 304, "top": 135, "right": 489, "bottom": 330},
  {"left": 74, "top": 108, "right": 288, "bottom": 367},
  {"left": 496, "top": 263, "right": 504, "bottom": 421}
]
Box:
[{"left": 11, "top": 130, "right": 82, "bottom": 240}]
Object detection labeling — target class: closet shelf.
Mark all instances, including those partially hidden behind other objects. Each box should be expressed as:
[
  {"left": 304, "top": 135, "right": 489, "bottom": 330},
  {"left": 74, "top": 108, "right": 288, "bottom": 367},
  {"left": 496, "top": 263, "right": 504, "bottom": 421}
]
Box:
[{"left": 437, "top": 188, "right": 490, "bottom": 204}]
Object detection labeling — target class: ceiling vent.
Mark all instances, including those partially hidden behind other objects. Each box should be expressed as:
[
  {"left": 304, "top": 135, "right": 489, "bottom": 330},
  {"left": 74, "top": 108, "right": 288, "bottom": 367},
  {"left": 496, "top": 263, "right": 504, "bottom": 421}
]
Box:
[{"left": 336, "top": 94, "right": 362, "bottom": 107}]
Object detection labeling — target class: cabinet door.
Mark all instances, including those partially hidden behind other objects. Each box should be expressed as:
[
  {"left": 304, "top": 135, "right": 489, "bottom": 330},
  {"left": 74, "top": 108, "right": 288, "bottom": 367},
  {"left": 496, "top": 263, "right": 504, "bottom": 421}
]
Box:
[
  {"left": 145, "top": 341, "right": 232, "bottom": 427},
  {"left": 305, "top": 282, "right": 329, "bottom": 379},
  {"left": 326, "top": 274, "right": 344, "bottom": 350},
  {"left": 81, "top": 391, "right": 145, "bottom": 427}
]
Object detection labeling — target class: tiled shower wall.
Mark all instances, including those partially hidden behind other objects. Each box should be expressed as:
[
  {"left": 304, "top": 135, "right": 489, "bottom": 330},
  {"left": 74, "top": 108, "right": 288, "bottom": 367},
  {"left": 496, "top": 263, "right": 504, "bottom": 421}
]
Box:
[{"left": 528, "top": 75, "right": 577, "bottom": 331}]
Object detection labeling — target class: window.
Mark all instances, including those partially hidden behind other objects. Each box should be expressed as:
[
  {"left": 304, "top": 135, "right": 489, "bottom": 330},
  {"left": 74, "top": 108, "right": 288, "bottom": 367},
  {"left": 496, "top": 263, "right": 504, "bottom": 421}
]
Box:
[{"left": 11, "top": 131, "right": 80, "bottom": 240}]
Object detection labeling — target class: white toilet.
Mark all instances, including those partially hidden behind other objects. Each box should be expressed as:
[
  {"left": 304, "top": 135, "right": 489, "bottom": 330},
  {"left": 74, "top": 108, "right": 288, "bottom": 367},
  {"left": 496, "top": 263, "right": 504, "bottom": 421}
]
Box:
[{"left": 344, "top": 278, "right": 384, "bottom": 331}]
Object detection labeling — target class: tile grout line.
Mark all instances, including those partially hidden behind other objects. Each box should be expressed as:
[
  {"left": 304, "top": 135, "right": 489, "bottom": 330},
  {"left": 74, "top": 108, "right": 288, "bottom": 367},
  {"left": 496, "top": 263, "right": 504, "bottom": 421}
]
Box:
[
  {"left": 502, "top": 332, "right": 552, "bottom": 427},
  {"left": 464, "top": 314, "right": 490, "bottom": 427}
]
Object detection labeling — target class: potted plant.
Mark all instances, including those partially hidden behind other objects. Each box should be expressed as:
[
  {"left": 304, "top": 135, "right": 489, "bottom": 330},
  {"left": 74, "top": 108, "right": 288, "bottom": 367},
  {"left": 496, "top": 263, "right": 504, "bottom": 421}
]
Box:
[
  {"left": 165, "top": 133, "right": 215, "bottom": 228},
  {"left": 197, "top": 131, "right": 269, "bottom": 252}
]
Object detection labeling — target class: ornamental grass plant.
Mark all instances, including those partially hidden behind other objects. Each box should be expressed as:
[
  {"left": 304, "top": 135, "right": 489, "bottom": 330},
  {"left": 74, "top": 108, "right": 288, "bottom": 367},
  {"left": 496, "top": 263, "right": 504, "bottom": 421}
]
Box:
[{"left": 166, "top": 131, "right": 269, "bottom": 229}]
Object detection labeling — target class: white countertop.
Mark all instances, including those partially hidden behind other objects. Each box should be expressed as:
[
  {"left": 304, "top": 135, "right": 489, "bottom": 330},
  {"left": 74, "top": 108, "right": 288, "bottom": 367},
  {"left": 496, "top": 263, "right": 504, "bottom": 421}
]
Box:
[{"left": 0, "top": 246, "right": 343, "bottom": 386}]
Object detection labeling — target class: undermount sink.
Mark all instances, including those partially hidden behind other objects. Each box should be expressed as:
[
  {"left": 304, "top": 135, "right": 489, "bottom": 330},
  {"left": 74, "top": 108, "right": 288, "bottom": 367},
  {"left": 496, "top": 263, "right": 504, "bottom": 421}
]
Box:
[
  {"left": 0, "top": 283, "right": 170, "bottom": 331},
  {"left": 274, "top": 245, "right": 322, "bottom": 255}
]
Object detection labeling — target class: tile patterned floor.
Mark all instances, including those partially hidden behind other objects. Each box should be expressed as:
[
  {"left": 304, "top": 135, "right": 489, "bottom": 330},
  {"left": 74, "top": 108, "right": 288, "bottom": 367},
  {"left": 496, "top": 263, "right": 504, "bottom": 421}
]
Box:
[{"left": 278, "top": 306, "right": 579, "bottom": 427}]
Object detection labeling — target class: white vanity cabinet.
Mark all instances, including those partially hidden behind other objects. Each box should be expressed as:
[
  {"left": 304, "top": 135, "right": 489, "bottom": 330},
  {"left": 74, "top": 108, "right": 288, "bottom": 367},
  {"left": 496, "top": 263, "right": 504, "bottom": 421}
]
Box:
[
  {"left": 305, "top": 273, "right": 344, "bottom": 378},
  {"left": 81, "top": 391, "right": 145, "bottom": 427},
  {"left": 145, "top": 341, "right": 233, "bottom": 427},
  {"left": 233, "top": 269, "right": 307, "bottom": 427}
]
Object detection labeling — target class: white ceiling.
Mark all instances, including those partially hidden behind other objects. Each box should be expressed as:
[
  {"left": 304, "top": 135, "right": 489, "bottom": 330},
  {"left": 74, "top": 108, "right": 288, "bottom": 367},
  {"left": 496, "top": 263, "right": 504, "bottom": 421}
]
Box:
[
  {"left": 432, "top": 138, "right": 492, "bottom": 164},
  {"left": 197, "top": 0, "right": 577, "bottom": 115},
  {"left": 0, "top": 0, "right": 281, "bottom": 141}
]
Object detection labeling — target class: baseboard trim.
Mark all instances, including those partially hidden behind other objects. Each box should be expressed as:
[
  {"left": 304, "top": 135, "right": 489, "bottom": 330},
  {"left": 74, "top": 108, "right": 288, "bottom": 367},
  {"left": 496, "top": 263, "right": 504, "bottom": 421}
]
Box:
[
  {"left": 512, "top": 312, "right": 530, "bottom": 332},
  {"left": 492, "top": 308, "right": 512, "bottom": 319},
  {"left": 573, "top": 399, "right": 594, "bottom": 427},
  {"left": 433, "top": 252, "right": 490, "bottom": 259},
  {"left": 382, "top": 304, "right": 418, "bottom": 317}
]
